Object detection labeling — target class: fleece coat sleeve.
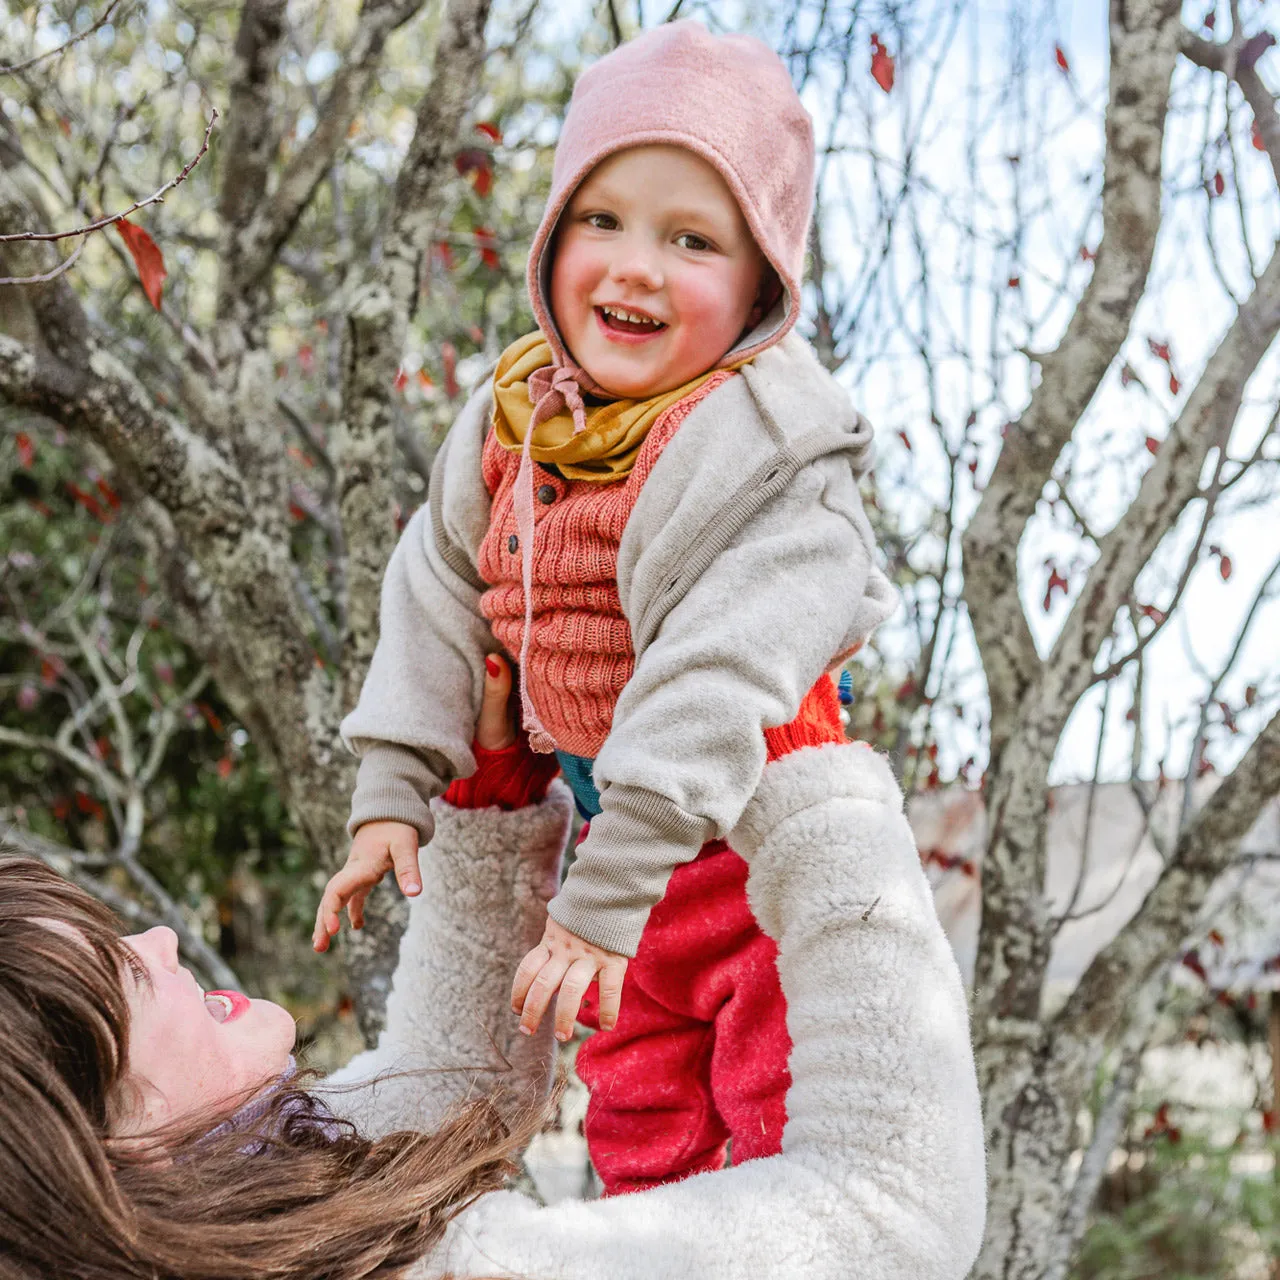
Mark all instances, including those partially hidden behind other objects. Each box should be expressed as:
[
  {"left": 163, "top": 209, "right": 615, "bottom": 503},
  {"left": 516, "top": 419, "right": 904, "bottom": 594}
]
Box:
[
  {"left": 340, "top": 382, "right": 498, "bottom": 843},
  {"left": 427, "top": 741, "right": 987, "bottom": 1280},
  {"left": 320, "top": 784, "right": 572, "bottom": 1136},
  {"left": 549, "top": 447, "right": 888, "bottom": 956}
]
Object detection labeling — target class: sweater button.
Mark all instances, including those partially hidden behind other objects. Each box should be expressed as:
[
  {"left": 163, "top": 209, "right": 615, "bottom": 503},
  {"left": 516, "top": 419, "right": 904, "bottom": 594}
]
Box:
[
  {"left": 507, "top": 533, "right": 518, "bottom": 554},
  {"left": 537, "top": 484, "right": 557, "bottom": 505}
]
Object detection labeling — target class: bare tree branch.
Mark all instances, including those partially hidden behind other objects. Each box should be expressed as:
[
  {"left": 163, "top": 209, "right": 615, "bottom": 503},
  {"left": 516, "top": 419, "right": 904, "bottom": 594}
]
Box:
[
  {"left": 0, "top": 1, "right": 131, "bottom": 77},
  {"left": 0, "top": 110, "right": 216, "bottom": 243},
  {"left": 961, "top": 0, "right": 1183, "bottom": 748}
]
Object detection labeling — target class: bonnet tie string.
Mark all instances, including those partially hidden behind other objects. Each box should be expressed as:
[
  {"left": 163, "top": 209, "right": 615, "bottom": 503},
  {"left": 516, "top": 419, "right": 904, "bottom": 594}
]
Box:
[{"left": 512, "top": 361, "right": 590, "bottom": 754}]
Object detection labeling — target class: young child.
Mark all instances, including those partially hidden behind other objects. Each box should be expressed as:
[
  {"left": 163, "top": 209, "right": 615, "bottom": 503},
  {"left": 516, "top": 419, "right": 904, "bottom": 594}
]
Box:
[{"left": 316, "top": 20, "right": 897, "bottom": 1193}]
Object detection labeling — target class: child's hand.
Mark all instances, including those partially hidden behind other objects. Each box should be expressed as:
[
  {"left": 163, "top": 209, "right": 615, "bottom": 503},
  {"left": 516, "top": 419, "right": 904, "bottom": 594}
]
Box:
[
  {"left": 511, "top": 916, "right": 629, "bottom": 1042},
  {"left": 312, "top": 820, "right": 421, "bottom": 952}
]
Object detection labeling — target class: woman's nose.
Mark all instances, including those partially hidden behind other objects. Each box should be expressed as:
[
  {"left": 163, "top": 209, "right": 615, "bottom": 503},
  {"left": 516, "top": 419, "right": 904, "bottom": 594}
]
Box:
[{"left": 137, "top": 925, "right": 181, "bottom": 973}]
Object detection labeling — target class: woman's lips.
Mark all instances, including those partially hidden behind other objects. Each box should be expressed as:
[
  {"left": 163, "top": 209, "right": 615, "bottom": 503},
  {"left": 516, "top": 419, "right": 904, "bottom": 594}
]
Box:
[{"left": 205, "top": 990, "right": 251, "bottom": 1024}]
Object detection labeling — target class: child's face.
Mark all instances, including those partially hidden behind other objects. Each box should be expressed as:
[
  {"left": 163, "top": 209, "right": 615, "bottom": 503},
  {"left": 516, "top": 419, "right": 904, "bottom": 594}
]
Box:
[{"left": 549, "top": 145, "right": 767, "bottom": 399}]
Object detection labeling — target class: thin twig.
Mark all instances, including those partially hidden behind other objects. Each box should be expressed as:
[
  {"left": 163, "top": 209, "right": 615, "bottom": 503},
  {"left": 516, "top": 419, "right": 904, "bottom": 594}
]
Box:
[
  {"left": 0, "top": 109, "right": 218, "bottom": 243},
  {"left": 0, "top": 0, "right": 129, "bottom": 76},
  {"left": 0, "top": 236, "right": 85, "bottom": 285}
]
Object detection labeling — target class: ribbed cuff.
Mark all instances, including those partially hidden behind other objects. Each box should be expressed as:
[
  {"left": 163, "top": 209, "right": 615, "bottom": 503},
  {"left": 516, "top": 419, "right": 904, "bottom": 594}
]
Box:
[
  {"left": 347, "top": 743, "right": 445, "bottom": 843},
  {"left": 548, "top": 786, "right": 714, "bottom": 957}
]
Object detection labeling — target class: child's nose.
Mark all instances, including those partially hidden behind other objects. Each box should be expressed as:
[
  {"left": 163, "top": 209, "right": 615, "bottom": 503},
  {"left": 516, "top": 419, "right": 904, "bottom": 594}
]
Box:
[{"left": 608, "top": 241, "right": 663, "bottom": 291}]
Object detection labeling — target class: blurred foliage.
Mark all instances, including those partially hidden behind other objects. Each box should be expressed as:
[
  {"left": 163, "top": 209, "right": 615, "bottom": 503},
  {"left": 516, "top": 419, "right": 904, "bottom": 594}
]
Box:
[{"left": 1073, "top": 1118, "right": 1279, "bottom": 1279}]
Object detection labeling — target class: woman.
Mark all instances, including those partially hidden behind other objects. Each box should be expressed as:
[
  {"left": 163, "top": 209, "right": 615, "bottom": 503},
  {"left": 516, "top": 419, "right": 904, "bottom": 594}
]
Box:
[{"left": 0, "top": 658, "right": 985, "bottom": 1279}]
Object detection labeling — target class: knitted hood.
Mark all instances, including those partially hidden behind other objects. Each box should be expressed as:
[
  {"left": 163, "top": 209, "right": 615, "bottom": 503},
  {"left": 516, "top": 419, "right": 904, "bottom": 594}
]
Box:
[{"left": 527, "top": 21, "right": 816, "bottom": 375}]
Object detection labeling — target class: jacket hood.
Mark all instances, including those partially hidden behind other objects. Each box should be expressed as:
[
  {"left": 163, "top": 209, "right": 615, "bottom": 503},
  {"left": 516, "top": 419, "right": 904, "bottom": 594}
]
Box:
[{"left": 527, "top": 21, "right": 816, "bottom": 379}]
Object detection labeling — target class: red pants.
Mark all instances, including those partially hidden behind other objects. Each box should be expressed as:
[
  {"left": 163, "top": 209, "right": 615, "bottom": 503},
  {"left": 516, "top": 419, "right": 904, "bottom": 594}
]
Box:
[{"left": 575, "top": 835, "right": 792, "bottom": 1194}]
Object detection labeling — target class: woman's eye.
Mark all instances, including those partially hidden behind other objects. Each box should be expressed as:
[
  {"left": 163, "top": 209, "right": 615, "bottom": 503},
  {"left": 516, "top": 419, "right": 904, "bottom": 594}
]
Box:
[
  {"left": 123, "top": 949, "right": 151, "bottom": 989},
  {"left": 585, "top": 213, "right": 618, "bottom": 230},
  {"left": 676, "top": 233, "right": 712, "bottom": 252}
]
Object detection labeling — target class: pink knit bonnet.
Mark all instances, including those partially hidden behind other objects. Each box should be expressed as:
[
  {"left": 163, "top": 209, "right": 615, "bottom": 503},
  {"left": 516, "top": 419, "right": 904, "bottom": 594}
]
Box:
[{"left": 527, "top": 20, "right": 816, "bottom": 381}]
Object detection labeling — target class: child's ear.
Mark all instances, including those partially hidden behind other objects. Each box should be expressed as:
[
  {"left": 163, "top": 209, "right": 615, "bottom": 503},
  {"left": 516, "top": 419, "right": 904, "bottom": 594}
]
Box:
[{"left": 749, "top": 267, "right": 783, "bottom": 328}]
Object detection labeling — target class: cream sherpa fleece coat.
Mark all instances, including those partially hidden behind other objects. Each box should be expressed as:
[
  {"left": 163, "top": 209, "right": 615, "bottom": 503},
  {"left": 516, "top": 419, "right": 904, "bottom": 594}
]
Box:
[{"left": 324, "top": 742, "right": 987, "bottom": 1279}]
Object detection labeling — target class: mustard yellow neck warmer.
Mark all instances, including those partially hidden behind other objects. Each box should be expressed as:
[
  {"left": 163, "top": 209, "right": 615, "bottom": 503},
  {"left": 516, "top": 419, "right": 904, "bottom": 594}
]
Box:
[{"left": 491, "top": 332, "right": 718, "bottom": 482}]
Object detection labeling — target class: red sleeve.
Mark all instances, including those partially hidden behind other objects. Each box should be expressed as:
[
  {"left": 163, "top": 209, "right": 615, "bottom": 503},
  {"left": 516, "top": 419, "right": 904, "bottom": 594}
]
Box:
[{"left": 441, "top": 738, "right": 561, "bottom": 811}]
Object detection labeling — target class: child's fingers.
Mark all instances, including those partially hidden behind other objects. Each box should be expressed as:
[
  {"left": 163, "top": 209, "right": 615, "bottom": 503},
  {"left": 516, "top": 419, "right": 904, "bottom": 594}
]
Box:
[
  {"left": 347, "top": 885, "right": 371, "bottom": 931},
  {"left": 596, "top": 959, "right": 628, "bottom": 1032},
  {"left": 553, "top": 957, "right": 598, "bottom": 1042},
  {"left": 476, "top": 653, "right": 517, "bottom": 750},
  {"left": 511, "top": 942, "right": 550, "bottom": 1013},
  {"left": 516, "top": 953, "right": 570, "bottom": 1037},
  {"left": 387, "top": 832, "right": 422, "bottom": 897}
]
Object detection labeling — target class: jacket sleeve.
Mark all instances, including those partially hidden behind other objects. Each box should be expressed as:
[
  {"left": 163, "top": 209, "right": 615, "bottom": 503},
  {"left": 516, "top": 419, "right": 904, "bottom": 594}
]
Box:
[
  {"left": 432, "top": 742, "right": 987, "bottom": 1280},
  {"left": 341, "top": 383, "right": 497, "bottom": 843},
  {"left": 547, "top": 452, "right": 895, "bottom": 955},
  {"left": 320, "top": 784, "right": 572, "bottom": 1137}
]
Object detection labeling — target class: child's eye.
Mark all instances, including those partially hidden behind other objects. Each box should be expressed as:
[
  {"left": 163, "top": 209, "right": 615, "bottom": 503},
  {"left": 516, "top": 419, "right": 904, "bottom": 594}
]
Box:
[
  {"left": 584, "top": 212, "right": 619, "bottom": 231},
  {"left": 675, "top": 233, "right": 713, "bottom": 252}
]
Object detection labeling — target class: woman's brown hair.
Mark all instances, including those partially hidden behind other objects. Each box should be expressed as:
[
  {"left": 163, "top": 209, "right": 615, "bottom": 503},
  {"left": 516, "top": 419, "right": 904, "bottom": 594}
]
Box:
[{"left": 0, "top": 854, "right": 539, "bottom": 1280}]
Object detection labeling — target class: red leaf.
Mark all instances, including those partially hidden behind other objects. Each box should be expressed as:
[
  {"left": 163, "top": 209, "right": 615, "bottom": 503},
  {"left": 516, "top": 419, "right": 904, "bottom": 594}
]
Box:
[
  {"left": 472, "top": 164, "right": 493, "bottom": 197},
  {"left": 95, "top": 477, "right": 121, "bottom": 510},
  {"left": 1244, "top": 684, "right": 1257, "bottom": 707},
  {"left": 196, "top": 702, "right": 224, "bottom": 735},
  {"left": 1207, "top": 928, "right": 1225, "bottom": 946},
  {"left": 434, "top": 240, "right": 455, "bottom": 271},
  {"left": 1120, "top": 363, "right": 1136, "bottom": 387},
  {"left": 454, "top": 147, "right": 488, "bottom": 178},
  {"left": 1079, "top": 244, "right": 1096, "bottom": 262},
  {"left": 1204, "top": 10, "right": 1216, "bottom": 30},
  {"left": 115, "top": 218, "right": 167, "bottom": 311},
  {"left": 297, "top": 343, "right": 314, "bottom": 372},
  {"left": 1252, "top": 120, "right": 1265, "bottom": 151},
  {"left": 1168, "top": 372, "right": 1180, "bottom": 395},
  {"left": 1212, "top": 170, "right": 1225, "bottom": 197},
  {"left": 475, "top": 121, "right": 502, "bottom": 143},
  {"left": 1147, "top": 337, "right": 1172, "bottom": 364},
  {"left": 417, "top": 369, "right": 433, "bottom": 390},
  {"left": 1042, "top": 566, "right": 1070, "bottom": 612},
  {"left": 288, "top": 502, "right": 307, "bottom": 522},
  {"left": 1145, "top": 435, "right": 1160, "bottom": 456},
  {"left": 1181, "top": 950, "right": 1207, "bottom": 981},
  {"left": 1219, "top": 553, "right": 1232, "bottom": 581},
  {"left": 393, "top": 366, "right": 408, "bottom": 392},
  {"left": 1054, "top": 44, "right": 1070, "bottom": 73},
  {"left": 442, "top": 342, "right": 459, "bottom": 399},
  {"left": 67, "top": 482, "right": 108, "bottom": 521},
  {"left": 896, "top": 429, "right": 912, "bottom": 452},
  {"left": 1264, "top": 1110, "right": 1277, "bottom": 1134},
  {"left": 15, "top": 431, "right": 34, "bottom": 467},
  {"left": 75, "top": 790, "right": 105, "bottom": 820},
  {"left": 1007, "top": 275, "right": 1021, "bottom": 288},
  {"left": 1138, "top": 603, "right": 1166, "bottom": 625},
  {"left": 870, "top": 34, "right": 895, "bottom": 93},
  {"left": 216, "top": 755, "right": 233, "bottom": 780}
]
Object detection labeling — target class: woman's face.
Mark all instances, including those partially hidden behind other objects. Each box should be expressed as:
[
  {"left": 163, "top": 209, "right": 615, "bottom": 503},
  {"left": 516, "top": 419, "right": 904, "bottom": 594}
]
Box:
[{"left": 116, "top": 925, "right": 295, "bottom": 1135}]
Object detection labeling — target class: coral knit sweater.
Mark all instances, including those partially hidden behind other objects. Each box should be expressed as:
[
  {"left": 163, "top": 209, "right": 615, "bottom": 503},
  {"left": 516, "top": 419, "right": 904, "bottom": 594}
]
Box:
[{"left": 477, "top": 372, "right": 844, "bottom": 762}]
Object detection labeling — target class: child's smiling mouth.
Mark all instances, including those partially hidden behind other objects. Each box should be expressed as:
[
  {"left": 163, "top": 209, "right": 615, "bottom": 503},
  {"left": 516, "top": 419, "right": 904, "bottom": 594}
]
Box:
[{"left": 595, "top": 304, "right": 668, "bottom": 342}]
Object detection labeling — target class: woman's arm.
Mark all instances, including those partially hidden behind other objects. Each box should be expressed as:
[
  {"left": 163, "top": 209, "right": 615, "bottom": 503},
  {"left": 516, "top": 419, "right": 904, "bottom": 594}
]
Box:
[
  {"left": 433, "top": 741, "right": 986, "bottom": 1280},
  {"left": 321, "top": 781, "right": 572, "bottom": 1138}
]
